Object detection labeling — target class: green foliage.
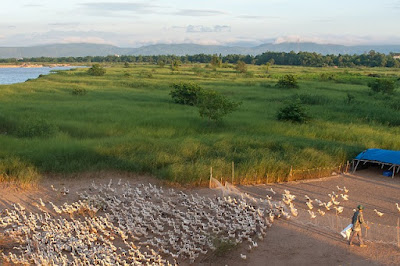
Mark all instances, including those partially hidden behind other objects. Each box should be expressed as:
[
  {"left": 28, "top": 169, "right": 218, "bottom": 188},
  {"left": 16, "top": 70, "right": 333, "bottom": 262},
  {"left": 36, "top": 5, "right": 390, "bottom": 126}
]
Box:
[
  {"left": 157, "top": 59, "right": 166, "bottom": 68},
  {"left": 124, "top": 62, "right": 130, "bottom": 68},
  {"left": 139, "top": 70, "right": 153, "bottom": 78},
  {"left": 346, "top": 93, "right": 356, "bottom": 104},
  {"left": 235, "top": 60, "right": 247, "bottom": 73},
  {"left": 277, "top": 101, "right": 310, "bottom": 123},
  {"left": 292, "top": 93, "right": 331, "bottom": 105},
  {"left": 87, "top": 64, "right": 106, "bottom": 76},
  {"left": 171, "top": 60, "right": 181, "bottom": 71},
  {"left": 210, "top": 54, "right": 222, "bottom": 68},
  {"left": 16, "top": 119, "right": 58, "bottom": 138},
  {"left": 276, "top": 74, "right": 299, "bottom": 89},
  {"left": 0, "top": 115, "right": 17, "bottom": 134},
  {"left": 169, "top": 82, "right": 202, "bottom": 106},
  {"left": 197, "top": 90, "right": 241, "bottom": 121},
  {"left": 1, "top": 64, "right": 400, "bottom": 185},
  {"left": 368, "top": 79, "right": 396, "bottom": 94},
  {"left": 72, "top": 88, "right": 87, "bottom": 95},
  {"left": 212, "top": 238, "right": 237, "bottom": 257},
  {"left": 0, "top": 157, "right": 41, "bottom": 183}
]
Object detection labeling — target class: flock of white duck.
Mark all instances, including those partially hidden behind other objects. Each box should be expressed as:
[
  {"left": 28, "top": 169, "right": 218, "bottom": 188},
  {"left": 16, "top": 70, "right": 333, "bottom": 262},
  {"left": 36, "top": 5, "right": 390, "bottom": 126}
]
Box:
[
  {"left": 0, "top": 179, "right": 290, "bottom": 265},
  {"left": 1, "top": 180, "right": 399, "bottom": 265}
]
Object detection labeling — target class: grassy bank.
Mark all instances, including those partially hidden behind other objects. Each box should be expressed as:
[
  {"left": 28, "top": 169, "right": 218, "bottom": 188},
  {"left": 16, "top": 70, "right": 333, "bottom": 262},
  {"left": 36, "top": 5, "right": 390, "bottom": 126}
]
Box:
[{"left": 0, "top": 64, "right": 399, "bottom": 184}]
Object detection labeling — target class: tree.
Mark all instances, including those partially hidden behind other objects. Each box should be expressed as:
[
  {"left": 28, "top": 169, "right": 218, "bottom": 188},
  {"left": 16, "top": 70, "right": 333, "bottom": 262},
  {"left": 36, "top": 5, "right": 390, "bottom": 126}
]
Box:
[
  {"left": 235, "top": 60, "right": 247, "bottom": 73},
  {"left": 277, "top": 101, "right": 310, "bottom": 123},
  {"left": 171, "top": 59, "right": 181, "bottom": 71},
  {"left": 169, "top": 82, "right": 202, "bottom": 106},
  {"left": 87, "top": 64, "right": 106, "bottom": 76},
  {"left": 276, "top": 74, "right": 299, "bottom": 89},
  {"left": 211, "top": 54, "right": 222, "bottom": 68},
  {"left": 197, "top": 90, "right": 241, "bottom": 121}
]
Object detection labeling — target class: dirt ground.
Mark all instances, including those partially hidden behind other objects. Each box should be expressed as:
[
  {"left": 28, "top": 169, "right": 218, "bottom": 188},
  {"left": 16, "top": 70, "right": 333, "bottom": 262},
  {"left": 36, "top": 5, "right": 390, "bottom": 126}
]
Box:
[{"left": 1, "top": 167, "right": 399, "bottom": 265}]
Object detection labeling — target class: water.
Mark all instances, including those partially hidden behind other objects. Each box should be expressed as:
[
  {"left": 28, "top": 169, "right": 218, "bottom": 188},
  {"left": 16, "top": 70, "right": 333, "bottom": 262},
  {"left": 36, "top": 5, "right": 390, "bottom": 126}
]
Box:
[{"left": 0, "top": 66, "right": 78, "bottom": 85}]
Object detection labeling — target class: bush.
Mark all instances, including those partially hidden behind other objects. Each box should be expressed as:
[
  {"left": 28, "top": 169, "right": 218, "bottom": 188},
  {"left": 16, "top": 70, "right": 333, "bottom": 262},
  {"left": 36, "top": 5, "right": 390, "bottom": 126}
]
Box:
[
  {"left": 197, "top": 90, "right": 241, "bottom": 121},
  {"left": 87, "top": 64, "right": 106, "bottom": 76},
  {"left": 277, "top": 101, "right": 310, "bottom": 123},
  {"left": 169, "top": 82, "right": 202, "bottom": 106},
  {"left": 16, "top": 119, "right": 58, "bottom": 138},
  {"left": 72, "top": 88, "right": 87, "bottom": 95},
  {"left": 368, "top": 79, "right": 396, "bottom": 94},
  {"left": 276, "top": 74, "right": 299, "bottom": 89},
  {"left": 235, "top": 61, "right": 247, "bottom": 73}
]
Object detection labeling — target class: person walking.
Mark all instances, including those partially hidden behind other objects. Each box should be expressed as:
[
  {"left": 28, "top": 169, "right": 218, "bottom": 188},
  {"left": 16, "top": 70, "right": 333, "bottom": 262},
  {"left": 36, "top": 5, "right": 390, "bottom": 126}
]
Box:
[{"left": 349, "top": 204, "right": 369, "bottom": 247}]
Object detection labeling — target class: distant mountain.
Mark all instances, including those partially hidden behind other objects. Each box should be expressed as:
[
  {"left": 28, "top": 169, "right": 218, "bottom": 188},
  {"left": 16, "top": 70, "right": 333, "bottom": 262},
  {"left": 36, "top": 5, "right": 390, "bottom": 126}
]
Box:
[{"left": 1, "top": 42, "right": 400, "bottom": 59}]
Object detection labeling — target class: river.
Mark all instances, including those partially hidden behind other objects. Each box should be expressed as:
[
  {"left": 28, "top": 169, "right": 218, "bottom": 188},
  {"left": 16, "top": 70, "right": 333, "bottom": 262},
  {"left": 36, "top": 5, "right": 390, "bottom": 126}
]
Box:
[{"left": 0, "top": 66, "right": 78, "bottom": 85}]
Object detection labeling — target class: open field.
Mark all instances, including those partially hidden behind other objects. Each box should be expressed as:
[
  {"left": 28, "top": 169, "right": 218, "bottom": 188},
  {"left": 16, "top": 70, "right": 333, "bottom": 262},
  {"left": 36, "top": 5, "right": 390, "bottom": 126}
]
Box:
[
  {"left": 0, "top": 169, "right": 399, "bottom": 265},
  {"left": 0, "top": 63, "right": 399, "bottom": 184}
]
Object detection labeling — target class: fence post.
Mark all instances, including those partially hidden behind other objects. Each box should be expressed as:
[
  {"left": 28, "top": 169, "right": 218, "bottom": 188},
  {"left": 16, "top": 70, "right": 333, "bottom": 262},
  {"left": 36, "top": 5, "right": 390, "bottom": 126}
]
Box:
[
  {"left": 397, "top": 218, "right": 399, "bottom": 248},
  {"left": 209, "top": 167, "right": 213, "bottom": 188},
  {"left": 232, "top": 161, "right": 234, "bottom": 184}
]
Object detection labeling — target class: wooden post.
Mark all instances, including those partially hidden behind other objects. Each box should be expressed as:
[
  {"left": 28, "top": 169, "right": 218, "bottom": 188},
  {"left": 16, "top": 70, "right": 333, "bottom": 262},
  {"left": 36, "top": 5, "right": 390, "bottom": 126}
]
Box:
[
  {"left": 397, "top": 218, "right": 399, "bottom": 248},
  {"left": 289, "top": 166, "right": 293, "bottom": 182},
  {"left": 232, "top": 161, "right": 234, "bottom": 184},
  {"left": 209, "top": 167, "right": 213, "bottom": 188},
  {"left": 366, "top": 221, "right": 369, "bottom": 238}
]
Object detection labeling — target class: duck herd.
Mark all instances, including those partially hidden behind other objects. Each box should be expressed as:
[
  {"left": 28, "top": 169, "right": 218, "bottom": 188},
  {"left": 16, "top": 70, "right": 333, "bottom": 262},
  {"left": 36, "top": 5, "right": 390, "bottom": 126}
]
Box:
[{"left": 0, "top": 180, "right": 288, "bottom": 265}]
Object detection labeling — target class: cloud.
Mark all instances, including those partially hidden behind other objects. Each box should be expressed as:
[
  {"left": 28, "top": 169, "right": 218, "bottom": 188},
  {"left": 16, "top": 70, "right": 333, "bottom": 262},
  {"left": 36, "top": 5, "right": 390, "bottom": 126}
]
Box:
[
  {"left": 80, "top": 2, "right": 160, "bottom": 16},
  {"left": 175, "top": 9, "right": 227, "bottom": 16},
  {"left": 23, "top": 4, "right": 43, "bottom": 8},
  {"left": 273, "top": 34, "right": 400, "bottom": 45},
  {"left": 48, "top": 22, "right": 80, "bottom": 27},
  {"left": 186, "top": 25, "right": 231, "bottom": 33},
  {"left": 237, "top": 15, "right": 279, "bottom": 19}
]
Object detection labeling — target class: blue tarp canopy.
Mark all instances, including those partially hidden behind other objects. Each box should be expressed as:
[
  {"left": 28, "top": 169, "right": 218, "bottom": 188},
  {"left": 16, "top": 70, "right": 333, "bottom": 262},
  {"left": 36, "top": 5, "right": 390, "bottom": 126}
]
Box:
[{"left": 355, "top": 149, "right": 400, "bottom": 165}]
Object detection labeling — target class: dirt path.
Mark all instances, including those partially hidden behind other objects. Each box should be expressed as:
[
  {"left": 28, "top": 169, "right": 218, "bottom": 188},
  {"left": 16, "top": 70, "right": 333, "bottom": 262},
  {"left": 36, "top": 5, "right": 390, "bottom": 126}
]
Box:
[{"left": 1, "top": 168, "right": 399, "bottom": 265}]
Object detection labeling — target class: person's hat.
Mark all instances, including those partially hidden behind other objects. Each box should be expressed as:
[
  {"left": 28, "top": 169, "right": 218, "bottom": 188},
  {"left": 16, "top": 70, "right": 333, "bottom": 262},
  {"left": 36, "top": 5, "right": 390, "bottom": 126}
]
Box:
[{"left": 357, "top": 205, "right": 364, "bottom": 210}]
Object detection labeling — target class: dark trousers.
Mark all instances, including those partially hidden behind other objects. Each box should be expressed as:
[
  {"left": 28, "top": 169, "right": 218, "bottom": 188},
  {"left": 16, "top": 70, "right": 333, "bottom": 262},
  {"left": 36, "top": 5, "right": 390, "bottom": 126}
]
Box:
[{"left": 349, "top": 229, "right": 364, "bottom": 245}]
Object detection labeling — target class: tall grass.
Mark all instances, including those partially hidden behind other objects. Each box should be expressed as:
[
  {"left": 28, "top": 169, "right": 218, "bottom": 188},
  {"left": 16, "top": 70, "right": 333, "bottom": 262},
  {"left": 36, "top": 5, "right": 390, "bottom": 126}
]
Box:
[{"left": 0, "top": 64, "right": 399, "bottom": 185}]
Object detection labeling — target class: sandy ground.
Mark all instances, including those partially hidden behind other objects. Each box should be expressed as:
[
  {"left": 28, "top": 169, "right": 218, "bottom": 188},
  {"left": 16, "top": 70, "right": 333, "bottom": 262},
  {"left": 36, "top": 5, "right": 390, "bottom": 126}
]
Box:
[{"left": 1, "top": 168, "right": 399, "bottom": 265}]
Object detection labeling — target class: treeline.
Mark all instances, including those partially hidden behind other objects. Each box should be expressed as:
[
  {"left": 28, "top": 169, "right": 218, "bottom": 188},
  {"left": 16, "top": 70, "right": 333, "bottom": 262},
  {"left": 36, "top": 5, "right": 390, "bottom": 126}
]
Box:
[{"left": 1, "top": 50, "right": 399, "bottom": 68}]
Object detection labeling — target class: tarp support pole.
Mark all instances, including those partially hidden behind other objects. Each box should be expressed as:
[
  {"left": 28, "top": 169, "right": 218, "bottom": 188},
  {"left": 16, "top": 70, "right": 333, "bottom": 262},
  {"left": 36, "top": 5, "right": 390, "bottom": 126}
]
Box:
[{"left": 353, "top": 160, "right": 360, "bottom": 173}]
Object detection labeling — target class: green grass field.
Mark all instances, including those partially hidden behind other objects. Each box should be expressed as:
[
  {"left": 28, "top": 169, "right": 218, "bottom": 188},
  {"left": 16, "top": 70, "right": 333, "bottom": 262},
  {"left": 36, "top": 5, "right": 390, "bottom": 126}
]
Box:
[{"left": 0, "top": 64, "right": 399, "bottom": 184}]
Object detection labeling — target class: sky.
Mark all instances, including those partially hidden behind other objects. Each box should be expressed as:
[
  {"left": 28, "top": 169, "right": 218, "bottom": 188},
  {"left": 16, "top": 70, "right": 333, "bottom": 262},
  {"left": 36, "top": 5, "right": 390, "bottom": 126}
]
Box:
[{"left": 1, "top": 0, "right": 400, "bottom": 47}]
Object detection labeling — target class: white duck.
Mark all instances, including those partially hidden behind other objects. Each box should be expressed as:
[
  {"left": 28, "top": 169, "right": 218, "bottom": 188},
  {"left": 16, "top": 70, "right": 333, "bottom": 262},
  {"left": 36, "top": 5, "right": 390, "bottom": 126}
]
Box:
[{"left": 374, "top": 209, "right": 384, "bottom": 217}]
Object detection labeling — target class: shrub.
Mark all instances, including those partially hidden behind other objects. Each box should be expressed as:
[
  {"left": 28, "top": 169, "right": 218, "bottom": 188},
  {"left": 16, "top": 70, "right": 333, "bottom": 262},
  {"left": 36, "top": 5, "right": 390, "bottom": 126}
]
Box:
[
  {"left": 276, "top": 74, "right": 299, "bottom": 89},
  {"left": 72, "top": 88, "right": 87, "bottom": 95},
  {"left": 197, "top": 90, "right": 241, "bottom": 121},
  {"left": 368, "top": 79, "right": 396, "bottom": 94},
  {"left": 16, "top": 119, "right": 58, "bottom": 138},
  {"left": 277, "top": 101, "right": 310, "bottom": 123},
  {"left": 235, "top": 61, "right": 247, "bottom": 73},
  {"left": 87, "top": 64, "right": 106, "bottom": 76},
  {"left": 169, "top": 82, "right": 202, "bottom": 106},
  {"left": 138, "top": 70, "right": 153, "bottom": 78},
  {"left": 124, "top": 62, "right": 130, "bottom": 68}
]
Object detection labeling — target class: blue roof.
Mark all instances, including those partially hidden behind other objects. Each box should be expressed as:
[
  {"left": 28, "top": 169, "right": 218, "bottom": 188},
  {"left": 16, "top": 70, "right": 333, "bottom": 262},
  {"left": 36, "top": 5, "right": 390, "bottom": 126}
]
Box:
[{"left": 355, "top": 149, "right": 400, "bottom": 165}]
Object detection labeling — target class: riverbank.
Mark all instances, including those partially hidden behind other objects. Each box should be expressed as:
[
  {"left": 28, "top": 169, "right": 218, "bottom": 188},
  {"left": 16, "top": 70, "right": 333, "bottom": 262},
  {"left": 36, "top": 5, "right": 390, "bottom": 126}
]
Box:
[{"left": 0, "top": 63, "right": 71, "bottom": 68}]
